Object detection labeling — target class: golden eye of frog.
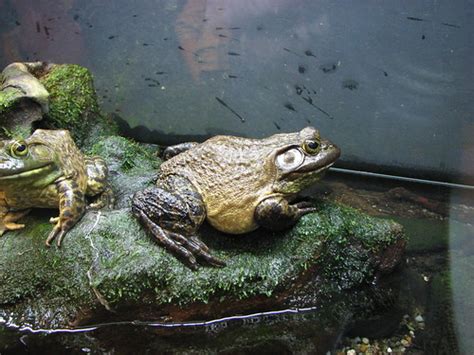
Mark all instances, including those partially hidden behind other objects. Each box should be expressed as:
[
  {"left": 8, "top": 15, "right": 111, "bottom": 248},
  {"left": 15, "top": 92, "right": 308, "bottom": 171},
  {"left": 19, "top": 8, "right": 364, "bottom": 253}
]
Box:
[
  {"left": 0, "top": 129, "right": 114, "bottom": 246},
  {"left": 132, "top": 127, "right": 340, "bottom": 270}
]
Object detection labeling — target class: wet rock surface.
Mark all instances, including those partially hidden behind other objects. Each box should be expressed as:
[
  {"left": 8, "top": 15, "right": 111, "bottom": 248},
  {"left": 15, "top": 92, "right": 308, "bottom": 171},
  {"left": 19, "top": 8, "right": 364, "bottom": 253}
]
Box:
[{"left": 0, "top": 134, "right": 406, "bottom": 330}]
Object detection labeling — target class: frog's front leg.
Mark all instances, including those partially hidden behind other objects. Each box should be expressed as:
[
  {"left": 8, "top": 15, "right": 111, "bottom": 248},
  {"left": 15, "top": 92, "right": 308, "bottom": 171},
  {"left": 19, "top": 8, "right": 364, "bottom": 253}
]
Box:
[
  {"left": 255, "top": 196, "right": 316, "bottom": 231},
  {"left": 0, "top": 208, "right": 31, "bottom": 236},
  {"left": 46, "top": 179, "right": 86, "bottom": 247},
  {"left": 162, "top": 142, "right": 198, "bottom": 161},
  {"left": 132, "top": 185, "right": 225, "bottom": 270},
  {"left": 84, "top": 156, "right": 114, "bottom": 209}
]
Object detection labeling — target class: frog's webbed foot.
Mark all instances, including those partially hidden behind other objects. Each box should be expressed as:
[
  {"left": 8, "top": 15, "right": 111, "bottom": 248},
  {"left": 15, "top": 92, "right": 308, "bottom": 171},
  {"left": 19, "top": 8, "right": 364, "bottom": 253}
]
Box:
[
  {"left": 135, "top": 209, "right": 226, "bottom": 270},
  {"left": 87, "top": 185, "right": 115, "bottom": 210},
  {"left": 0, "top": 209, "right": 31, "bottom": 236},
  {"left": 255, "top": 197, "right": 317, "bottom": 231},
  {"left": 85, "top": 156, "right": 115, "bottom": 210}
]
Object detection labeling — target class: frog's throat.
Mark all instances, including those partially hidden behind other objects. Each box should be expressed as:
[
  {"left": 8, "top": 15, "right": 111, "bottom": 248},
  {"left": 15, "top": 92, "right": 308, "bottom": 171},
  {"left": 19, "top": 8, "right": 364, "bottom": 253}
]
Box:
[{"left": 0, "top": 163, "right": 55, "bottom": 181}]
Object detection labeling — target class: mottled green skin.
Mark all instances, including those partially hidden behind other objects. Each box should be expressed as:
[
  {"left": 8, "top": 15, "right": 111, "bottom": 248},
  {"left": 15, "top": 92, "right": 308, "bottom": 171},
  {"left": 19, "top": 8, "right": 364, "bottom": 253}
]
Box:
[
  {"left": 133, "top": 127, "right": 340, "bottom": 269},
  {"left": 0, "top": 129, "right": 112, "bottom": 245}
]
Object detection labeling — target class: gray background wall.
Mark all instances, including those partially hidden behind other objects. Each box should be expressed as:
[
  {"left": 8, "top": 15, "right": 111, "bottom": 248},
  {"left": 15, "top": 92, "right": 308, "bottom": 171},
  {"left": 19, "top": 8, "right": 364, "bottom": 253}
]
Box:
[{"left": 1, "top": 0, "right": 473, "bottom": 183}]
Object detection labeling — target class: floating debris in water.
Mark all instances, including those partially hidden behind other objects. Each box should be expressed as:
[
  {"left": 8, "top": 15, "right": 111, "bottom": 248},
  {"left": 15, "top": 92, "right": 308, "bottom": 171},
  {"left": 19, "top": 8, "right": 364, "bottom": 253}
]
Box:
[
  {"left": 108, "top": 35, "right": 116, "bottom": 40},
  {"left": 295, "top": 85, "right": 303, "bottom": 95},
  {"left": 320, "top": 63, "right": 337, "bottom": 73},
  {"left": 144, "top": 78, "right": 160, "bottom": 86},
  {"left": 215, "top": 97, "right": 245, "bottom": 122},
  {"left": 407, "top": 16, "right": 425, "bottom": 22},
  {"left": 304, "top": 50, "right": 316, "bottom": 57},
  {"left": 298, "top": 65, "right": 306, "bottom": 74},
  {"left": 284, "top": 103, "right": 297, "bottom": 112},
  {"left": 227, "top": 52, "right": 241, "bottom": 56},
  {"left": 342, "top": 79, "right": 359, "bottom": 91},
  {"left": 442, "top": 22, "right": 461, "bottom": 28},
  {"left": 283, "top": 48, "right": 302, "bottom": 57}
]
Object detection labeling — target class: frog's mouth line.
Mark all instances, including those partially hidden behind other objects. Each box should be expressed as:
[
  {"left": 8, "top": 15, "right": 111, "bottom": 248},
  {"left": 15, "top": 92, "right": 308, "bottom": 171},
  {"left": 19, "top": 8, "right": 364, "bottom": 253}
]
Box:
[
  {"left": 297, "top": 161, "right": 336, "bottom": 175},
  {"left": 0, "top": 163, "right": 54, "bottom": 180}
]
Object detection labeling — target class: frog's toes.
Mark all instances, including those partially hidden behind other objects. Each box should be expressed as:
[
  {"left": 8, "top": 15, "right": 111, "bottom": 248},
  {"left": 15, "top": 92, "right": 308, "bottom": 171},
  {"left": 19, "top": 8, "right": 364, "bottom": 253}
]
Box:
[
  {"left": 45, "top": 224, "right": 67, "bottom": 247},
  {"left": 169, "top": 231, "right": 226, "bottom": 268},
  {"left": 134, "top": 209, "right": 200, "bottom": 269},
  {"left": 45, "top": 219, "right": 75, "bottom": 247},
  {"left": 0, "top": 221, "right": 25, "bottom": 236},
  {"left": 0, "top": 210, "right": 31, "bottom": 235},
  {"left": 87, "top": 186, "right": 115, "bottom": 210},
  {"left": 49, "top": 216, "right": 60, "bottom": 224}
]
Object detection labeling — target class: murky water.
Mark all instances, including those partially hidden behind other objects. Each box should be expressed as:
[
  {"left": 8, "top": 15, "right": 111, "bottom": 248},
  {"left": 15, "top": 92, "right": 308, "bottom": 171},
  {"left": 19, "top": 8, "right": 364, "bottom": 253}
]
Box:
[{"left": 0, "top": 174, "right": 472, "bottom": 354}]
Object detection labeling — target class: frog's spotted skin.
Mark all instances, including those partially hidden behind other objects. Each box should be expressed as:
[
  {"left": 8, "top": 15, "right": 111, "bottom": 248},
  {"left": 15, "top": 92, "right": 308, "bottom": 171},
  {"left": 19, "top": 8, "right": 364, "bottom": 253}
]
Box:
[
  {"left": 133, "top": 127, "right": 340, "bottom": 269},
  {"left": 0, "top": 129, "right": 113, "bottom": 246}
]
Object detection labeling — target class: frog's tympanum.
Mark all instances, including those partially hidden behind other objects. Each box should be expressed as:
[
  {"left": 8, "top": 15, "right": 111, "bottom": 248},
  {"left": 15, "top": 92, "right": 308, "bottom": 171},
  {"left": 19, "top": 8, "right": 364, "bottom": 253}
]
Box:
[
  {"left": 0, "top": 129, "right": 113, "bottom": 246},
  {"left": 132, "top": 127, "right": 340, "bottom": 269}
]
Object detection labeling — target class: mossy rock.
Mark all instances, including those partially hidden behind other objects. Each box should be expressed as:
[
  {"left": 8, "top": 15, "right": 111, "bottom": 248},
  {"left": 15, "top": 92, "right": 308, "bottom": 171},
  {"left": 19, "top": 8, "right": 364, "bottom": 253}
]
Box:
[
  {"left": 0, "top": 62, "right": 50, "bottom": 138},
  {"left": 39, "top": 64, "right": 117, "bottom": 146},
  {"left": 0, "top": 136, "right": 406, "bottom": 330}
]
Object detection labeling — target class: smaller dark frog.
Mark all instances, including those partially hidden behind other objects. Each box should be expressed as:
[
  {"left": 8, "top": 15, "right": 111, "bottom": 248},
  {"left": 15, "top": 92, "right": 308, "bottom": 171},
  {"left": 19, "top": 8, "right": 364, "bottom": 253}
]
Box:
[
  {"left": 0, "top": 129, "right": 114, "bottom": 246},
  {"left": 132, "top": 127, "right": 340, "bottom": 270}
]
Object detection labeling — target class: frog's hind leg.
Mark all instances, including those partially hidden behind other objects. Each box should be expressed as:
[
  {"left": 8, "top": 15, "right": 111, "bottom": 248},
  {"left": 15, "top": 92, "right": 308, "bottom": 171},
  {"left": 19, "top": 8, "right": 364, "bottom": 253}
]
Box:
[
  {"left": 0, "top": 209, "right": 31, "bottom": 236},
  {"left": 132, "top": 186, "right": 225, "bottom": 270}
]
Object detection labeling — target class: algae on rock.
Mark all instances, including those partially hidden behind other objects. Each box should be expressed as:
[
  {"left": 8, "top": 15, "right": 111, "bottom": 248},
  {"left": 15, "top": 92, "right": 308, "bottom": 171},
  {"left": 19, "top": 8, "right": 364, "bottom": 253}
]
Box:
[{"left": 39, "top": 64, "right": 117, "bottom": 146}]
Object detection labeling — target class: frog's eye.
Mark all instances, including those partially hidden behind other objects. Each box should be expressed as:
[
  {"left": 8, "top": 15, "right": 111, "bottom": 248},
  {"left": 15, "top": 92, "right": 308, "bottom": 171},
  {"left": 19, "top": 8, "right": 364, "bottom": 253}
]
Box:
[
  {"left": 302, "top": 140, "right": 320, "bottom": 155},
  {"left": 10, "top": 141, "right": 28, "bottom": 157},
  {"left": 276, "top": 148, "right": 304, "bottom": 170}
]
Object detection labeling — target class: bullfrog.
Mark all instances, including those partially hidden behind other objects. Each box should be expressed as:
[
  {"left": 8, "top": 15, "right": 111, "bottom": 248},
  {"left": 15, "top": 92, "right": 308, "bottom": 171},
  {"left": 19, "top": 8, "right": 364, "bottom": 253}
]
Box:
[
  {"left": 0, "top": 129, "right": 113, "bottom": 246},
  {"left": 132, "top": 127, "right": 340, "bottom": 270}
]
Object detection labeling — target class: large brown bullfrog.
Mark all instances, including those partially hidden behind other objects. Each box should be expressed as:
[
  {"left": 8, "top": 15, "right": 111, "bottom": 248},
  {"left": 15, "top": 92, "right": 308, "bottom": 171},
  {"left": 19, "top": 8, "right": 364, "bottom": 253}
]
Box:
[
  {"left": 0, "top": 129, "right": 113, "bottom": 246},
  {"left": 132, "top": 127, "right": 340, "bottom": 270}
]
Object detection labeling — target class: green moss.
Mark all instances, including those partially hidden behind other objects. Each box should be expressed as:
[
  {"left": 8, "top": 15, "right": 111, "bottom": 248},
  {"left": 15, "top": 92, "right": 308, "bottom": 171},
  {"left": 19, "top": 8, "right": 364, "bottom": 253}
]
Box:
[
  {"left": 1, "top": 125, "right": 31, "bottom": 141},
  {"left": 39, "top": 64, "right": 117, "bottom": 145},
  {"left": 87, "top": 135, "right": 160, "bottom": 172},
  {"left": 0, "top": 88, "right": 19, "bottom": 113}
]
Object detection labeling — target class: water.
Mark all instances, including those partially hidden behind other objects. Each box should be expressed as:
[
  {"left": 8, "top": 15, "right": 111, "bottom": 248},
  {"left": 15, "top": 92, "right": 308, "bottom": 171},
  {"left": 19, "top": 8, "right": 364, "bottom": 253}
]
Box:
[
  {"left": 0, "top": 173, "right": 472, "bottom": 354},
  {"left": 1, "top": 0, "right": 473, "bottom": 182}
]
